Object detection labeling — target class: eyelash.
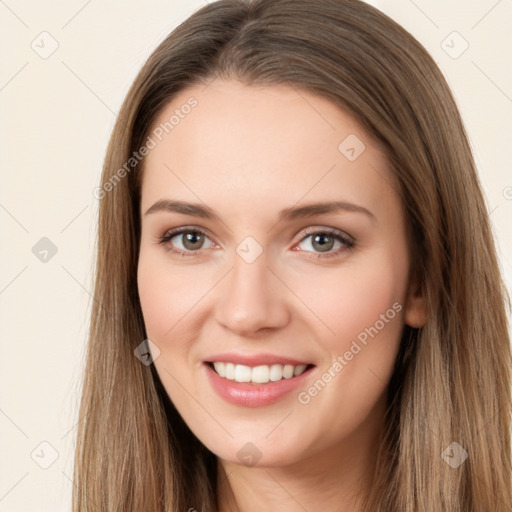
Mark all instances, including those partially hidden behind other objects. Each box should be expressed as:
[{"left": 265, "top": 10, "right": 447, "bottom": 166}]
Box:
[{"left": 157, "top": 226, "right": 356, "bottom": 260}]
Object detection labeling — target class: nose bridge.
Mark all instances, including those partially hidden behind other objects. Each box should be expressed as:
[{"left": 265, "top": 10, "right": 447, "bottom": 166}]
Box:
[{"left": 214, "top": 242, "right": 289, "bottom": 335}]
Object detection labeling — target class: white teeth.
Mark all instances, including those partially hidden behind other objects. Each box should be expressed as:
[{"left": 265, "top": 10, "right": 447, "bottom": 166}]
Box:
[
  {"left": 213, "top": 362, "right": 226, "bottom": 377},
  {"left": 211, "top": 362, "right": 309, "bottom": 383},
  {"left": 252, "top": 365, "right": 270, "bottom": 383},
  {"left": 293, "top": 364, "right": 307, "bottom": 376},
  {"left": 234, "top": 364, "right": 252, "bottom": 382},
  {"left": 283, "top": 364, "right": 294, "bottom": 379},
  {"left": 269, "top": 364, "right": 282, "bottom": 381},
  {"left": 225, "top": 362, "right": 235, "bottom": 380}
]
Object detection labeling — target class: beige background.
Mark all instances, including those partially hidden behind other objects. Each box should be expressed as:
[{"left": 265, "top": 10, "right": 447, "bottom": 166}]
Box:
[{"left": 0, "top": 1, "right": 510, "bottom": 510}]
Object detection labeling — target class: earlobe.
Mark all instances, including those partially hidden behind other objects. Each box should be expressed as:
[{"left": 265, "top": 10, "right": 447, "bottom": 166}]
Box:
[{"left": 404, "top": 274, "right": 427, "bottom": 328}]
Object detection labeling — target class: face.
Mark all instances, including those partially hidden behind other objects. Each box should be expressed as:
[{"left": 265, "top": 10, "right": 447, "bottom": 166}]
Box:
[{"left": 137, "top": 79, "right": 425, "bottom": 469}]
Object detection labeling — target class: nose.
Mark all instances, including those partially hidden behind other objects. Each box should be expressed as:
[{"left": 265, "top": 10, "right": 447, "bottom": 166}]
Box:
[{"left": 214, "top": 249, "right": 290, "bottom": 337}]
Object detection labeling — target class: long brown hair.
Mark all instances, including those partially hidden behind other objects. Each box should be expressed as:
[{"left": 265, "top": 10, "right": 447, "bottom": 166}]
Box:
[{"left": 72, "top": 0, "right": 512, "bottom": 510}]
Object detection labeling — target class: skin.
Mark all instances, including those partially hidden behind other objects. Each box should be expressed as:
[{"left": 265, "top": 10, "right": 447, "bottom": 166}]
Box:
[{"left": 137, "top": 79, "right": 426, "bottom": 511}]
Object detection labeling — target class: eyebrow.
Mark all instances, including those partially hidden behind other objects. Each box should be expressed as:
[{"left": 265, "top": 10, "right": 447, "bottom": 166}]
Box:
[{"left": 144, "top": 199, "right": 376, "bottom": 223}]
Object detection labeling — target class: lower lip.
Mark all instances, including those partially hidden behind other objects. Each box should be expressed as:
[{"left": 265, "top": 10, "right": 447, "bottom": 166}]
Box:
[{"left": 203, "top": 363, "right": 314, "bottom": 407}]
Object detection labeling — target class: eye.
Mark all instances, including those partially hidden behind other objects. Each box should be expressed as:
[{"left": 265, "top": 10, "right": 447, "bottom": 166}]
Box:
[
  {"left": 157, "top": 226, "right": 356, "bottom": 259},
  {"left": 295, "top": 228, "right": 355, "bottom": 259},
  {"left": 157, "top": 227, "right": 215, "bottom": 257}
]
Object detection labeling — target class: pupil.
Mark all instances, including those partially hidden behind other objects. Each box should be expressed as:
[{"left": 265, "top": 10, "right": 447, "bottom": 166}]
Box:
[
  {"left": 313, "top": 234, "right": 333, "bottom": 252},
  {"left": 184, "top": 232, "right": 203, "bottom": 249}
]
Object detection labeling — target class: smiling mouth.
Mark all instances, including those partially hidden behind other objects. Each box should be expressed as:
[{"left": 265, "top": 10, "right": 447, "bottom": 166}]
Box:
[{"left": 207, "top": 361, "right": 315, "bottom": 384}]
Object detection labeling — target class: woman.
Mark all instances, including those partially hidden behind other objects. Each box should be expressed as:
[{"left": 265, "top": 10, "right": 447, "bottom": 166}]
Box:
[{"left": 73, "top": 0, "right": 512, "bottom": 510}]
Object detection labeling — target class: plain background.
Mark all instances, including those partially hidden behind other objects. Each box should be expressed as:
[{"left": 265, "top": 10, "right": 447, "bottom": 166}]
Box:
[{"left": 0, "top": 1, "right": 511, "bottom": 510}]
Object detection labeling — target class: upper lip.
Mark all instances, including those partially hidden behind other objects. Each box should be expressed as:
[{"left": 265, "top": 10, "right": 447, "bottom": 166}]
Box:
[{"left": 205, "top": 352, "right": 313, "bottom": 367}]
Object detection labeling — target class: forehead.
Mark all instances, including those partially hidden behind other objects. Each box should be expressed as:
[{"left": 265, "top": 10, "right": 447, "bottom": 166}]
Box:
[{"left": 140, "top": 79, "right": 400, "bottom": 223}]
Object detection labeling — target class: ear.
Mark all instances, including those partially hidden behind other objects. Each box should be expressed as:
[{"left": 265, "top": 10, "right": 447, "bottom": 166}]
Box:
[{"left": 404, "top": 272, "right": 427, "bottom": 328}]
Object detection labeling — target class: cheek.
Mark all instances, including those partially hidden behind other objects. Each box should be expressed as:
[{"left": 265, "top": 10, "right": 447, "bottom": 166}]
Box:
[
  {"left": 289, "top": 252, "right": 407, "bottom": 436},
  {"left": 137, "top": 248, "right": 202, "bottom": 342},
  {"left": 290, "top": 251, "right": 408, "bottom": 353},
  {"left": 137, "top": 252, "right": 203, "bottom": 398},
  {"left": 137, "top": 260, "right": 173, "bottom": 339}
]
